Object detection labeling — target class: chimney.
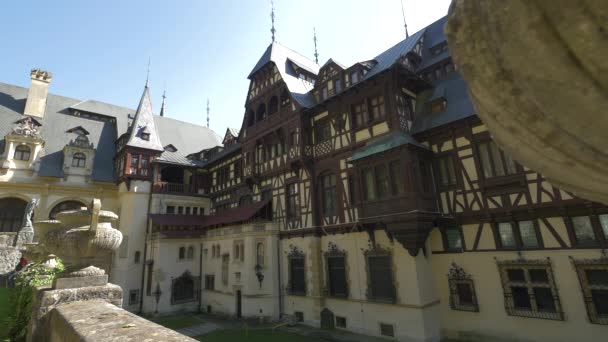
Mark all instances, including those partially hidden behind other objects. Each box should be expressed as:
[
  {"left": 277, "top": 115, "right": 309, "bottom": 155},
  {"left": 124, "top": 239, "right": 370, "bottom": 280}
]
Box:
[{"left": 24, "top": 69, "right": 52, "bottom": 118}]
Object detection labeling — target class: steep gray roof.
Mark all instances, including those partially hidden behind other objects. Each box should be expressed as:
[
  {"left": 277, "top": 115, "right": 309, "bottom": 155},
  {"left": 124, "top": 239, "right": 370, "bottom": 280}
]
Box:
[
  {"left": 0, "top": 82, "right": 221, "bottom": 181},
  {"left": 248, "top": 42, "right": 319, "bottom": 108},
  {"left": 125, "top": 86, "right": 164, "bottom": 152}
]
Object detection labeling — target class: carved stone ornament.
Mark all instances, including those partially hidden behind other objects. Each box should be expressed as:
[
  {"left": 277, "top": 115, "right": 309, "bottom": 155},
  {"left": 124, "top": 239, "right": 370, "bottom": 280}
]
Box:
[
  {"left": 33, "top": 198, "right": 122, "bottom": 278},
  {"left": 11, "top": 117, "right": 42, "bottom": 138},
  {"left": 448, "top": 262, "right": 471, "bottom": 280},
  {"left": 286, "top": 244, "right": 305, "bottom": 258},
  {"left": 324, "top": 242, "right": 346, "bottom": 257},
  {"left": 446, "top": 1, "right": 608, "bottom": 205}
]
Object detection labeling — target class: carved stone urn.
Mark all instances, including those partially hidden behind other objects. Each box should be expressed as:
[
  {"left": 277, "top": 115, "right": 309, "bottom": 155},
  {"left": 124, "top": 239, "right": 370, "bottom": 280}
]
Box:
[{"left": 34, "top": 199, "right": 122, "bottom": 280}]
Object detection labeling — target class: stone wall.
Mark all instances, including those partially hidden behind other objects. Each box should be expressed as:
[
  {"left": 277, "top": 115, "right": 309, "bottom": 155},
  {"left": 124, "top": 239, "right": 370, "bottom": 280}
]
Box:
[
  {"left": 46, "top": 300, "right": 196, "bottom": 341},
  {"left": 0, "top": 232, "right": 21, "bottom": 285}
]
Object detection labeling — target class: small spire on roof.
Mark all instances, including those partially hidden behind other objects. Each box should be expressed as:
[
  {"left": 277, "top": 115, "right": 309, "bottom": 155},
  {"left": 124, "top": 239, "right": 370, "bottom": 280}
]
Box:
[
  {"left": 270, "top": 0, "right": 276, "bottom": 43},
  {"left": 400, "top": 0, "right": 409, "bottom": 38},
  {"left": 145, "top": 57, "right": 151, "bottom": 87},
  {"left": 160, "top": 89, "right": 166, "bottom": 117},
  {"left": 206, "top": 99, "right": 210, "bottom": 128},
  {"left": 313, "top": 27, "right": 319, "bottom": 64}
]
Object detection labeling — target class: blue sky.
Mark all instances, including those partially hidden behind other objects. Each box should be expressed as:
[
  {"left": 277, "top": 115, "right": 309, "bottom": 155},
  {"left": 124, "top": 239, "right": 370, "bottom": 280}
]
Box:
[{"left": 0, "top": 0, "right": 451, "bottom": 135}]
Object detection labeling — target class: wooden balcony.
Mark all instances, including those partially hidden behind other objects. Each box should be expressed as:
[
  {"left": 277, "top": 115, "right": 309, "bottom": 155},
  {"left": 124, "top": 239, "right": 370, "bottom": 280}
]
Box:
[{"left": 152, "top": 182, "right": 205, "bottom": 196}]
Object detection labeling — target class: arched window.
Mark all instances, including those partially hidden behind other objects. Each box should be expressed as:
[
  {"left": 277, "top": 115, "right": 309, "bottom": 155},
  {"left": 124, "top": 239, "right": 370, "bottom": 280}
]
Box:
[
  {"left": 256, "top": 103, "right": 266, "bottom": 122},
  {"left": 320, "top": 173, "right": 337, "bottom": 218},
  {"left": 187, "top": 246, "right": 194, "bottom": 260},
  {"left": 256, "top": 242, "right": 265, "bottom": 267},
  {"left": 49, "top": 200, "right": 85, "bottom": 219},
  {"left": 247, "top": 109, "right": 255, "bottom": 127},
  {"left": 269, "top": 96, "right": 279, "bottom": 115},
  {"left": 171, "top": 271, "right": 197, "bottom": 304},
  {"left": 72, "top": 152, "right": 86, "bottom": 168},
  {"left": 280, "top": 88, "right": 291, "bottom": 107},
  {"left": 14, "top": 145, "right": 31, "bottom": 161},
  {"left": 134, "top": 251, "right": 141, "bottom": 264},
  {"left": 179, "top": 246, "right": 186, "bottom": 260},
  {"left": 0, "top": 198, "right": 27, "bottom": 232}
]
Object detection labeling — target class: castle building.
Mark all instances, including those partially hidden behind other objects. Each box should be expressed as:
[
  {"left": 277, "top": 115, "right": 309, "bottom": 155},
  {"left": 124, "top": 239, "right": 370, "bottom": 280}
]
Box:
[{"left": 1, "top": 15, "right": 607, "bottom": 342}]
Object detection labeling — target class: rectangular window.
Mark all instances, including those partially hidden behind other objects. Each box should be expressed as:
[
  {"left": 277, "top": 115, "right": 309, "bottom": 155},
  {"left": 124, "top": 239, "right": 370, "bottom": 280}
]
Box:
[
  {"left": 166, "top": 206, "right": 175, "bottom": 214},
  {"left": 315, "top": 120, "right": 331, "bottom": 143},
  {"left": 370, "top": 96, "right": 385, "bottom": 121},
  {"left": 327, "top": 256, "right": 348, "bottom": 298},
  {"left": 573, "top": 260, "right": 608, "bottom": 324},
  {"left": 352, "top": 102, "right": 367, "bottom": 128},
  {"left": 129, "top": 290, "right": 139, "bottom": 305},
  {"left": 348, "top": 175, "right": 356, "bottom": 206},
  {"left": 178, "top": 206, "right": 183, "bottom": 214},
  {"left": 335, "top": 79, "right": 342, "bottom": 93},
  {"left": 498, "top": 261, "right": 563, "bottom": 320},
  {"left": 571, "top": 216, "right": 597, "bottom": 246},
  {"left": 448, "top": 265, "right": 479, "bottom": 312},
  {"left": 286, "top": 183, "right": 298, "bottom": 222},
  {"left": 444, "top": 226, "right": 463, "bottom": 250},
  {"left": 362, "top": 168, "right": 376, "bottom": 201},
  {"left": 389, "top": 161, "right": 404, "bottom": 195},
  {"left": 140, "top": 157, "right": 149, "bottom": 176},
  {"left": 600, "top": 214, "right": 608, "bottom": 239},
  {"left": 367, "top": 255, "right": 395, "bottom": 303},
  {"left": 420, "top": 161, "right": 433, "bottom": 193},
  {"left": 205, "top": 274, "right": 215, "bottom": 290},
  {"left": 336, "top": 316, "right": 347, "bottom": 328},
  {"left": 438, "top": 154, "right": 457, "bottom": 187},
  {"left": 374, "top": 165, "right": 389, "bottom": 198},
  {"left": 234, "top": 160, "right": 242, "bottom": 178},
  {"left": 321, "top": 87, "right": 328, "bottom": 100},
  {"left": 351, "top": 71, "right": 359, "bottom": 84},
  {"left": 289, "top": 257, "right": 306, "bottom": 295},
  {"left": 320, "top": 174, "right": 337, "bottom": 218},
  {"left": 477, "top": 140, "right": 518, "bottom": 179},
  {"left": 498, "top": 222, "right": 517, "bottom": 248},
  {"left": 519, "top": 220, "right": 539, "bottom": 248},
  {"left": 221, "top": 254, "right": 229, "bottom": 286},
  {"left": 185, "top": 207, "right": 191, "bottom": 215},
  {"left": 130, "top": 154, "right": 139, "bottom": 174},
  {"left": 379, "top": 323, "right": 394, "bottom": 337}
]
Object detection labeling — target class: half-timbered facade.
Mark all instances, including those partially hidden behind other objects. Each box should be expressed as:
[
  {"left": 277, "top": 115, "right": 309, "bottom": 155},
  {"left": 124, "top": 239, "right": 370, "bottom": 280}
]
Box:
[{"left": 2, "top": 13, "right": 607, "bottom": 342}]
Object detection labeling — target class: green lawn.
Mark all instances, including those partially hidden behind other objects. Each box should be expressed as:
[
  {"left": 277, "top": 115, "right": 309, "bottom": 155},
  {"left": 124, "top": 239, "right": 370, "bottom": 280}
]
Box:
[
  {"left": 151, "top": 314, "right": 204, "bottom": 330},
  {"left": 0, "top": 288, "right": 11, "bottom": 341},
  {"left": 197, "top": 329, "right": 328, "bottom": 342}
]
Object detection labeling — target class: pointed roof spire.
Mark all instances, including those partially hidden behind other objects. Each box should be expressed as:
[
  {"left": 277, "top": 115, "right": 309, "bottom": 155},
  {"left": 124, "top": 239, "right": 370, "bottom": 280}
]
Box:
[
  {"left": 400, "top": 0, "right": 409, "bottom": 38},
  {"left": 313, "top": 27, "right": 319, "bottom": 64},
  {"left": 125, "top": 84, "right": 164, "bottom": 152},
  {"left": 160, "top": 89, "right": 166, "bottom": 117},
  {"left": 206, "top": 99, "right": 210, "bottom": 128},
  {"left": 145, "top": 57, "right": 151, "bottom": 87},
  {"left": 270, "top": 0, "right": 276, "bottom": 42}
]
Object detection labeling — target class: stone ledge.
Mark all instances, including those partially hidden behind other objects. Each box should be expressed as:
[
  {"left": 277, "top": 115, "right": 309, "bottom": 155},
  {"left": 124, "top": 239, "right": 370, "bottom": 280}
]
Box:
[{"left": 48, "top": 300, "right": 197, "bottom": 341}]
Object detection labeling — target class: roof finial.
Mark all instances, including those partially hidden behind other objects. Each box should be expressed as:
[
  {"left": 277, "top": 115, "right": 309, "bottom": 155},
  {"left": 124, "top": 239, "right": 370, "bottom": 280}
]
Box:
[
  {"left": 206, "top": 99, "right": 210, "bottom": 128},
  {"left": 270, "top": 0, "right": 276, "bottom": 43},
  {"left": 400, "top": 0, "right": 409, "bottom": 38},
  {"left": 145, "top": 57, "right": 151, "bottom": 87},
  {"left": 313, "top": 27, "right": 319, "bottom": 64},
  {"left": 160, "top": 89, "right": 166, "bottom": 117}
]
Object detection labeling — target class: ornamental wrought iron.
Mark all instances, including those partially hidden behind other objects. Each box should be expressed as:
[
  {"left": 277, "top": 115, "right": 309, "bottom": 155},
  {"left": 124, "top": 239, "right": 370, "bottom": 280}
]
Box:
[
  {"left": 362, "top": 242, "right": 396, "bottom": 303},
  {"left": 323, "top": 242, "right": 348, "bottom": 298},
  {"left": 496, "top": 257, "right": 564, "bottom": 321},
  {"left": 571, "top": 256, "right": 608, "bottom": 325},
  {"left": 286, "top": 245, "right": 306, "bottom": 296},
  {"left": 447, "top": 262, "right": 479, "bottom": 312}
]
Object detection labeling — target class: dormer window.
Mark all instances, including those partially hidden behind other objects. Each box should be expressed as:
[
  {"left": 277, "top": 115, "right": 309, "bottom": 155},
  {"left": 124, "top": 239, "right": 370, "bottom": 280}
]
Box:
[
  {"left": 430, "top": 98, "right": 447, "bottom": 113},
  {"left": 280, "top": 89, "right": 291, "bottom": 107},
  {"left": 321, "top": 87, "right": 328, "bottom": 100},
  {"left": 72, "top": 152, "right": 86, "bottom": 168},
  {"left": 351, "top": 71, "right": 360, "bottom": 84},
  {"left": 335, "top": 79, "right": 342, "bottom": 93},
  {"left": 14, "top": 145, "right": 31, "bottom": 161},
  {"left": 141, "top": 132, "right": 150, "bottom": 141}
]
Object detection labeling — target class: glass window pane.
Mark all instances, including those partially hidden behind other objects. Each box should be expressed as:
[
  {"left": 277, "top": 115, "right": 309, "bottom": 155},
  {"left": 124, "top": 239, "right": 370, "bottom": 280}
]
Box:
[
  {"left": 572, "top": 216, "right": 596, "bottom": 245},
  {"left": 447, "top": 156, "right": 457, "bottom": 184},
  {"left": 599, "top": 214, "right": 608, "bottom": 239},
  {"left": 446, "top": 228, "right": 462, "bottom": 249},
  {"left": 534, "top": 287, "right": 556, "bottom": 312},
  {"left": 375, "top": 165, "right": 389, "bottom": 198},
  {"left": 507, "top": 269, "right": 526, "bottom": 282},
  {"left": 363, "top": 169, "right": 376, "bottom": 201},
  {"left": 489, "top": 142, "right": 505, "bottom": 176},
  {"left": 511, "top": 286, "right": 531, "bottom": 309},
  {"left": 592, "top": 290, "right": 608, "bottom": 316},
  {"left": 389, "top": 161, "right": 404, "bottom": 195},
  {"left": 586, "top": 270, "right": 608, "bottom": 286},
  {"left": 529, "top": 269, "right": 549, "bottom": 283},
  {"left": 519, "top": 221, "right": 538, "bottom": 247},
  {"left": 457, "top": 283, "right": 473, "bottom": 305},
  {"left": 479, "top": 143, "right": 493, "bottom": 178},
  {"left": 503, "top": 152, "right": 518, "bottom": 175},
  {"left": 499, "top": 222, "right": 516, "bottom": 248}
]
